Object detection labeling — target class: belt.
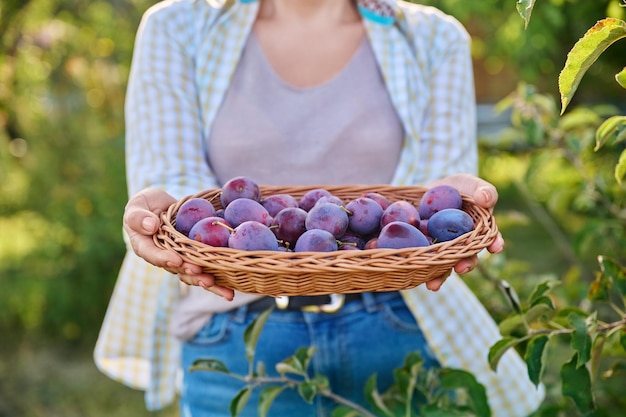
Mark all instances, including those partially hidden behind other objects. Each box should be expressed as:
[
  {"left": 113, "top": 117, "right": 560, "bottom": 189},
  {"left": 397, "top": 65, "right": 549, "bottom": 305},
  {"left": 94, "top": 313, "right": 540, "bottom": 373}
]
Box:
[{"left": 247, "top": 293, "right": 390, "bottom": 314}]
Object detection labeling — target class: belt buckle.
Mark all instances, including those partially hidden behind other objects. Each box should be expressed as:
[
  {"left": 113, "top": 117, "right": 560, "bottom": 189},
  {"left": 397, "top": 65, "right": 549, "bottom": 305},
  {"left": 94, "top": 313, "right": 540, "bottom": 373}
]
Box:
[{"left": 274, "top": 294, "right": 346, "bottom": 313}]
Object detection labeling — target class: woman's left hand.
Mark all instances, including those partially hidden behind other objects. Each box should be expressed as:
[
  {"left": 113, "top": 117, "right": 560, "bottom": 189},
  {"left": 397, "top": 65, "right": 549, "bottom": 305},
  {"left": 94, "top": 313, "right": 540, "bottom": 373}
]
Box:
[{"left": 423, "top": 173, "right": 505, "bottom": 291}]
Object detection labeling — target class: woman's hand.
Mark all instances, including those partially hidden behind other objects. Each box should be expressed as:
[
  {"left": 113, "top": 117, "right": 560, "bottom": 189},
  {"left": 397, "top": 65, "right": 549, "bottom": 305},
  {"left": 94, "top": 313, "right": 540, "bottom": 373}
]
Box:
[
  {"left": 123, "top": 188, "right": 235, "bottom": 301},
  {"left": 423, "top": 173, "right": 505, "bottom": 292}
]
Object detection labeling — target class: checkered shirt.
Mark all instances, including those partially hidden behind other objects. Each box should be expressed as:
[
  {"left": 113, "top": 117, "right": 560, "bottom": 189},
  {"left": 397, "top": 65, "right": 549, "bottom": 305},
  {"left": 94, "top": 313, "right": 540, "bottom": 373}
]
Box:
[{"left": 94, "top": 0, "right": 545, "bottom": 414}]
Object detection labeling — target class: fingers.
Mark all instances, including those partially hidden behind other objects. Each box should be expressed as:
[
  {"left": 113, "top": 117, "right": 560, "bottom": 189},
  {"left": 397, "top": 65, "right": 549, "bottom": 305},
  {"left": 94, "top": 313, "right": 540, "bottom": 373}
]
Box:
[
  {"left": 426, "top": 269, "right": 452, "bottom": 291},
  {"left": 124, "top": 188, "right": 183, "bottom": 268},
  {"left": 178, "top": 273, "right": 235, "bottom": 301},
  {"left": 454, "top": 254, "right": 479, "bottom": 275},
  {"left": 488, "top": 232, "right": 505, "bottom": 254},
  {"left": 124, "top": 188, "right": 177, "bottom": 236}
]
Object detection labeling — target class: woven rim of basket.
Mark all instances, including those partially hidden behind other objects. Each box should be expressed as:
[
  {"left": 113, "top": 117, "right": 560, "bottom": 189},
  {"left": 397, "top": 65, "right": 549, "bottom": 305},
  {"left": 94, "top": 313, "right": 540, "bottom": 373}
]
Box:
[{"left": 153, "top": 185, "right": 499, "bottom": 295}]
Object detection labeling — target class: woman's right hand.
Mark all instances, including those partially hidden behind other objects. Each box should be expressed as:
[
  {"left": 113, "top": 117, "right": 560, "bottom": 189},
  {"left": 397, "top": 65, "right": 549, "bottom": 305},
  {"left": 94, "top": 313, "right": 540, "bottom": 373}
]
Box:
[{"left": 123, "top": 188, "right": 235, "bottom": 301}]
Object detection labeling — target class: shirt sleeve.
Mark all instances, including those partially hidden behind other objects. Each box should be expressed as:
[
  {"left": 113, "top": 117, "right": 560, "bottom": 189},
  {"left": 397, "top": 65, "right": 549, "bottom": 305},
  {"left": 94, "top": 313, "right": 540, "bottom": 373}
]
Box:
[
  {"left": 124, "top": 6, "right": 219, "bottom": 200},
  {"left": 420, "top": 26, "right": 478, "bottom": 179}
]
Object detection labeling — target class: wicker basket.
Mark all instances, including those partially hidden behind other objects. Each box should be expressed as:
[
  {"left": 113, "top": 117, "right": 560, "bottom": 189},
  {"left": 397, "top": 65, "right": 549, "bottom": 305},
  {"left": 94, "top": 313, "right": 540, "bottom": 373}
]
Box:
[{"left": 154, "top": 184, "right": 499, "bottom": 296}]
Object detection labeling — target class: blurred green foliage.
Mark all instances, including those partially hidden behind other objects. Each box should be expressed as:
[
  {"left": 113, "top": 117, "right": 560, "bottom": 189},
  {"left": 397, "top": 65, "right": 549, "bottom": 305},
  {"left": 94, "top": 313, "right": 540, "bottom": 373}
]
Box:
[{"left": 0, "top": 0, "right": 625, "bottom": 415}]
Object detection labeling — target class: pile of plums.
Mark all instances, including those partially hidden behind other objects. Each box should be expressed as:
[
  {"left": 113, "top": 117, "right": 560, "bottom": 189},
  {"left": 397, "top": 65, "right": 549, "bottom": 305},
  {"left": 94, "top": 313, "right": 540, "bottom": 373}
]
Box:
[{"left": 174, "top": 176, "right": 475, "bottom": 252}]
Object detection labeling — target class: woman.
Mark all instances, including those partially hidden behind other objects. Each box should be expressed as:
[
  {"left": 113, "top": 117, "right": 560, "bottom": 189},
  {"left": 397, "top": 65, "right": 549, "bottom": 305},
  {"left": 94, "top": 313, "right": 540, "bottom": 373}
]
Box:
[{"left": 95, "top": 0, "right": 544, "bottom": 416}]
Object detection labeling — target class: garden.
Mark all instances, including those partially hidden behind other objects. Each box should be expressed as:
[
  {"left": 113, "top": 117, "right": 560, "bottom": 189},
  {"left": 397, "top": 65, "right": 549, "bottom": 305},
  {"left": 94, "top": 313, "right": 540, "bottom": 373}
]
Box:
[{"left": 1, "top": 0, "right": 625, "bottom": 416}]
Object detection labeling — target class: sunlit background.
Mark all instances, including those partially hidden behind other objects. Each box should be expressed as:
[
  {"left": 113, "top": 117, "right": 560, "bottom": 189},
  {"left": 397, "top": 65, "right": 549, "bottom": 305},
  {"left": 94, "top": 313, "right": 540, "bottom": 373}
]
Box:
[{"left": 1, "top": 1, "right": 625, "bottom": 416}]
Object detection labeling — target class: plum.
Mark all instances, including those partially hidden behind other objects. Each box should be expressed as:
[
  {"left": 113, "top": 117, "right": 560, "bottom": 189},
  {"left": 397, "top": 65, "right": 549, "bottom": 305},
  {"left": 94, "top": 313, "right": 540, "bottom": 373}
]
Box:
[
  {"left": 345, "top": 197, "right": 383, "bottom": 236},
  {"left": 223, "top": 198, "right": 272, "bottom": 228},
  {"left": 380, "top": 200, "right": 420, "bottom": 228},
  {"left": 188, "top": 216, "right": 231, "bottom": 247},
  {"left": 305, "top": 202, "right": 349, "bottom": 238},
  {"left": 418, "top": 185, "right": 463, "bottom": 220},
  {"left": 377, "top": 221, "right": 429, "bottom": 249},
  {"left": 294, "top": 229, "right": 338, "bottom": 252},
  {"left": 175, "top": 198, "right": 217, "bottom": 236},
  {"left": 427, "top": 208, "right": 474, "bottom": 243},
  {"left": 261, "top": 194, "right": 299, "bottom": 217},
  {"left": 220, "top": 176, "right": 261, "bottom": 207},
  {"left": 271, "top": 207, "right": 308, "bottom": 248},
  {"left": 299, "top": 188, "right": 333, "bottom": 211},
  {"left": 360, "top": 192, "right": 390, "bottom": 210},
  {"left": 228, "top": 221, "right": 279, "bottom": 251}
]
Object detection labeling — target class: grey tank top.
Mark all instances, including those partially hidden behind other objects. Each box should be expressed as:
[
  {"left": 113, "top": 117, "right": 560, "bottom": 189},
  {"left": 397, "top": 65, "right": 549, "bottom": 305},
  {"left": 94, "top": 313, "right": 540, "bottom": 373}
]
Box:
[
  {"left": 207, "top": 32, "right": 404, "bottom": 186},
  {"left": 172, "top": 33, "right": 406, "bottom": 340}
]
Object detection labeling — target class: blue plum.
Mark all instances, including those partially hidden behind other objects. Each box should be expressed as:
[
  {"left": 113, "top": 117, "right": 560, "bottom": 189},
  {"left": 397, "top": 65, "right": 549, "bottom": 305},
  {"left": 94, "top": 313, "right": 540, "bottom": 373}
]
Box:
[{"left": 427, "top": 208, "right": 474, "bottom": 243}]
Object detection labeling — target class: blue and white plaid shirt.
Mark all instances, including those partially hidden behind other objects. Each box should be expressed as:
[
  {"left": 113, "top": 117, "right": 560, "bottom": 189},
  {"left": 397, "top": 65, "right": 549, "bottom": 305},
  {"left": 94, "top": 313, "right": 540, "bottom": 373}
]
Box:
[{"left": 95, "top": 0, "right": 545, "bottom": 414}]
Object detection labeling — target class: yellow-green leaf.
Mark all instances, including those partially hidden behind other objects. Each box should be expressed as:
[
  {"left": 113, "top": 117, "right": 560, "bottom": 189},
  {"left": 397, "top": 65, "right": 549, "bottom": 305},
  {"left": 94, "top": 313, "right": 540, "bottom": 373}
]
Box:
[
  {"left": 559, "top": 18, "right": 626, "bottom": 114},
  {"left": 243, "top": 307, "right": 273, "bottom": 363},
  {"left": 616, "top": 149, "right": 626, "bottom": 184},
  {"left": 230, "top": 387, "right": 252, "bottom": 417},
  {"left": 616, "top": 67, "right": 626, "bottom": 89},
  {"left": 259, "top": 386, "right": 286, "bottom": 417},
  {"left": 594, "top": 115, "right": 626, "bottom": 151},
  {"left": 488, "top": 337, "right": 522, "bottom": 371}
]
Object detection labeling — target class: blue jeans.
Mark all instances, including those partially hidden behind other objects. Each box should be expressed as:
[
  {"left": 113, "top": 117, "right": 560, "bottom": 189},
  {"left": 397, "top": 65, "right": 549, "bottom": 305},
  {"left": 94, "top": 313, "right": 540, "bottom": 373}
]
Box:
[{"left": 180, "top": 292, "right": 439, "bottom": 417}]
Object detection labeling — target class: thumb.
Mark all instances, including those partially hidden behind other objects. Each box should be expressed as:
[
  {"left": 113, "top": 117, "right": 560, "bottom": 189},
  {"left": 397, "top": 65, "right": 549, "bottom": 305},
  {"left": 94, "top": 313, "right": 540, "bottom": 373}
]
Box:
[
  {"left": 473, "top": 184, "right": 498, "bottom": 210},
  {"left": 141, "top": 215, "right": 159, "bottom": 234}
]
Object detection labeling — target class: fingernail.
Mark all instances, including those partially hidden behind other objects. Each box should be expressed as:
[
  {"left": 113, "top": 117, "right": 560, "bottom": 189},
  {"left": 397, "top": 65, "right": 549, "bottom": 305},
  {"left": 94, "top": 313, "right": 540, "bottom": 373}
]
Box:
[
  {"left": 481, "top": 189, "right": 491, "bottom": 204},
  {"left": 142, "top": 217, "right": 156, "bottom": 232}
]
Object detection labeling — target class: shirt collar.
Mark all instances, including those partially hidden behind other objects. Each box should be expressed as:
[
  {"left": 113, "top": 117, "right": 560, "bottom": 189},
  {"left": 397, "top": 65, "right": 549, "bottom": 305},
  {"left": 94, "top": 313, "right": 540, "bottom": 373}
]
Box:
[{"left": 237, "top": 0, "right": 397, "bottom": 26}]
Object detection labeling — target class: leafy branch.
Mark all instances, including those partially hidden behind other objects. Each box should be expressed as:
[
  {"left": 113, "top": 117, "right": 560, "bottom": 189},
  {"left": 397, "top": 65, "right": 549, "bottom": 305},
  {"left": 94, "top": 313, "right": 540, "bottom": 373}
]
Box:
[{"left": 190, "top": 308, "right": 491, "bottom": 417}]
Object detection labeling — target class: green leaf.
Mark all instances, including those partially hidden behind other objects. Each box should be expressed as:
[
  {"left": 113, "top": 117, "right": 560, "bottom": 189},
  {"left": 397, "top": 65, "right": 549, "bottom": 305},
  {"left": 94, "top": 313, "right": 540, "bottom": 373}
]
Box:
[
  {"left": 569, "top": 313, "right": 592, "bottom": 368},
  {"left": 621, "top": 330, "right": 626, "bottom": 352},
  {"left": 438, "top": 369, "right": 491, "bottom": 417},
  {"left": 594, "top": 115, "right": 626, "bottom": 151},
  {"left": 561, "top": 354, "right": 595, "bottom": 414},
  {"left": 258, "top": 386, "right": 286, "bottom": 417},
  {"left": 616, "top": 66, "right": 626, "bottom": 89},
  {"left": 526, "top": 298, "right": 555, "bottom": 322},
  {"left": 524, "top": 335, "right": 549, "bottom": 387},
  {"left": 515, "top": 0, "right": 536, "bottom": 29},
  {"left": 559, "top": 18, "right": 626, "bottom": 114},
  {"left": 230, "top": 387, "right": 252, "bottom": 417},
  {"left": 331, "top": 406, "right": 362, "bottom": 417},
  {"left": 421, "top": 405, "right": 470, "bottom": 416},
  {"left": 275, "top": 346, "right": 317, "bottom": 377},
  {"left": 488, "top": 338, "right": 522, "bottom": 371},
  {"left": 616, "top": 149, "right": 626, "bottom": 184},
  {"left": 297, "top": 380, "right": 320, "bottom": 404},
  {"left": 364, "top": 374, "right": 394, "bottom": 417},
  {"left": 243, "top": 307, "right": 273, "bottom": 363},
  {"left": 528, "top": 279, "right": 560, "bottom": 305},
  {"left": 190, "top": 358, "right": 230, "bottom": 374}
]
